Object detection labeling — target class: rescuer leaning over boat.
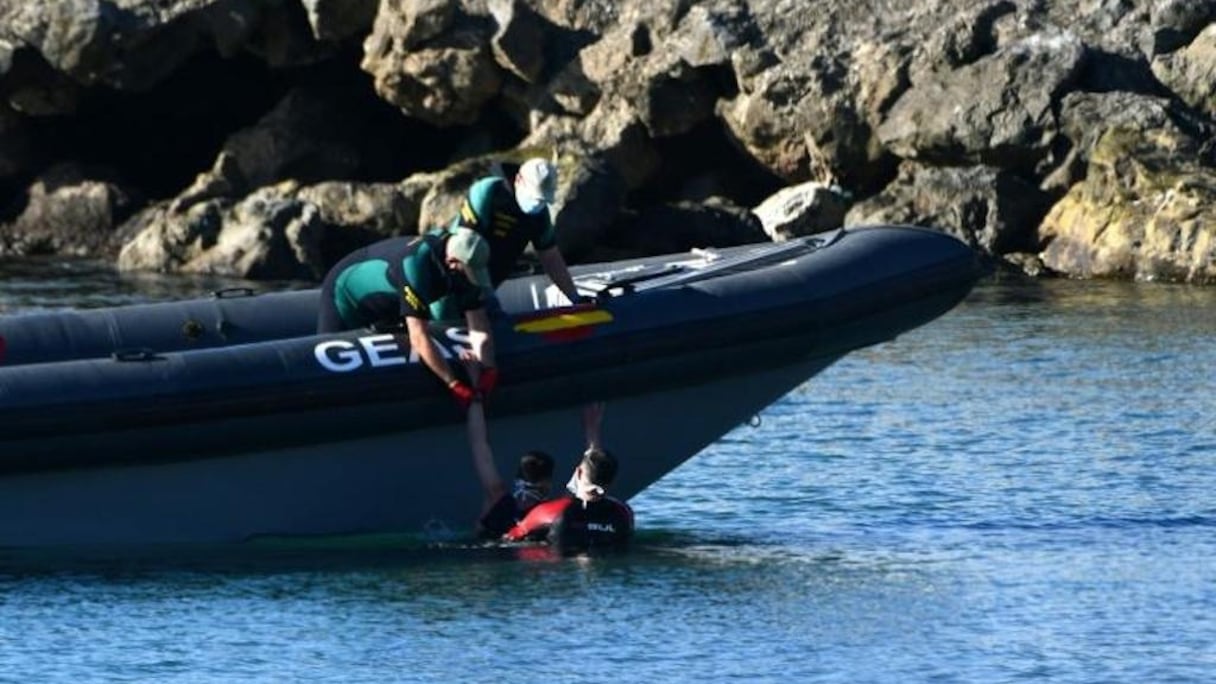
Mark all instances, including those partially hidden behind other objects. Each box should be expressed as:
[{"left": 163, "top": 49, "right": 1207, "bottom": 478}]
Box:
[
  {"left": 430, "top": 157, "right": 585, "bottom": 320},
  {"left": 317, "top": 227, "right": 497, "bottom": 407}
]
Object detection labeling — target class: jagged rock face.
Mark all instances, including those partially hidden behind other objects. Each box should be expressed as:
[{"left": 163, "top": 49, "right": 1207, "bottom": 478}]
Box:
[
  {"left": 0, "top": 0, "right": 266, "bottom": 96},
  {"left": 1152, "top": 24, "right": 1216, "bottom": 118},
  {"left": 360, "top": 0, "right": 503, "bottom": 126},
  {"left": 1039, "top": 126, "right": 1216, "bottom": 284},
  {"left": 752, "top": 182, "right": 851, "bottom": 242},
  {"left": 846, "top": 162, "right": 1050, "bottom": 255},
  {"left": 118, "top": 182, "right": 327, "bottom": 280},
  {"left": 878, "top": 29, "right": 1087, "bottom": 171},
  {"left": 0, "top": 0, "right": 1212, "bottom": 284},
  {"left": 0, "top": 163, "right": 135, "bottom": 257}
]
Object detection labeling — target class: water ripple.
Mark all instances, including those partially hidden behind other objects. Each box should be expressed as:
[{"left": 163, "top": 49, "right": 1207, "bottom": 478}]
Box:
[{"left": 2, "top": 276, "right": 1215, "bottom": 683}]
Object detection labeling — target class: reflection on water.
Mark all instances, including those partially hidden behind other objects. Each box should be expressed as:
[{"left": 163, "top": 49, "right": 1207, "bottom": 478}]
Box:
[{"left": 1, "top": 269, "right": 1214, "bottom": 683}]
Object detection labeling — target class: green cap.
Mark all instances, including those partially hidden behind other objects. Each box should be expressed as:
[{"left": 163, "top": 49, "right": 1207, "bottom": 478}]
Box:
[{"left": 446, "top": 228, "right": 493, "bottom": 289}]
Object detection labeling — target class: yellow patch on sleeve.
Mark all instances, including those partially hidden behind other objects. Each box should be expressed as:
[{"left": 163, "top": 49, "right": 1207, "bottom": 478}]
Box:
[{"left": 402, "top": 285, "right": 423, "bottom": 311}]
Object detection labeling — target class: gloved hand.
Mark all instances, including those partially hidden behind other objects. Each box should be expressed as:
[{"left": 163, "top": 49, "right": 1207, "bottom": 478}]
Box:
[
  {"left": 478, "top": 366, "right": 499, "bottom": 396},
  {"left": 447, "top": 379, "right": 477, "bottom": 410}
]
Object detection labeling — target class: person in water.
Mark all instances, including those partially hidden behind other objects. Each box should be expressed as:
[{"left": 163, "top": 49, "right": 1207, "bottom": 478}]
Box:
[
  {"left": 316, "top": 227, "right": 497, "bottom": 408},
  {"left": 503, "top": 445, "right": 634, "bottom": 551},
  {"left": 431, "top": 157, "right": 585, "bottom": 320},
  {"left": 465, "top": 398, "right": 555, "bottom": 538},
  {"left": 464, "top": 389, "right": 631, "bottom": 549}
]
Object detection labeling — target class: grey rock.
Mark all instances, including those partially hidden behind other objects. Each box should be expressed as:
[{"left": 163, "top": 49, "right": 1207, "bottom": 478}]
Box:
[
  {"left": 1039, "top": 125, "right": 1216, "bottom": 284},
  {"left": 3, "top": 0, "right": 1215, "bottom": 284},
  {"left": 846, "top": 162, "right": 1050, "bottom": 254},
  {"left": 1151, "top": 24, "right": 1216, "bottom": 118},
  {"left": 878, "top": 29, "right": 1086, "bottom": 170},
  {"left": 0, "top": 163, "right": 135, "bottom": 257},
  {"left": 752, "top": 182, "right": 852, "bottom": 242}
]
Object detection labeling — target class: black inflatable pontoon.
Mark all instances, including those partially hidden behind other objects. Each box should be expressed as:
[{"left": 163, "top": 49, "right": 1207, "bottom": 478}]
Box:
[{"left": 0, "top": 225, "right": 979, "bottom": 549}]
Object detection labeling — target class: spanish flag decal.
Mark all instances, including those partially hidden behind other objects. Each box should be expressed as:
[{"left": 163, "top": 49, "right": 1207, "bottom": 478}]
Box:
[{"left": 513, "top": 307, "right": 614, "bottom": 342}]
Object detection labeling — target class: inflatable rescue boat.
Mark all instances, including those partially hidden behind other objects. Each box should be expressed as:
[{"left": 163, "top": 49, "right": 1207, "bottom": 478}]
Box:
[{"left": 0, "top": 225, "right": 980, "bottom": 549}]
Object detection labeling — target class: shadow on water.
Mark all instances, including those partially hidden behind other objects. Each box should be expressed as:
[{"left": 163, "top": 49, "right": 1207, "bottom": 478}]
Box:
[{"left": 0, "top": 527, "right": 882, "bottom": 585}]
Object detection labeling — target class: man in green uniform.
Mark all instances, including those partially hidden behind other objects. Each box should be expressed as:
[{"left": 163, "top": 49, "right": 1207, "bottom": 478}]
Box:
[
  {"left": 317, "top": 227, "right": 497, "bottom": 407},
  {"left": 432, "top": 157, "right": 585, "bottom": 320}
]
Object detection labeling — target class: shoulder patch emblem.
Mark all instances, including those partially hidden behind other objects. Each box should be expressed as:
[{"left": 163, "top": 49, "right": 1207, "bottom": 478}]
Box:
[{"left": 402, "top": 285, "right": 423, "bottom": 311}]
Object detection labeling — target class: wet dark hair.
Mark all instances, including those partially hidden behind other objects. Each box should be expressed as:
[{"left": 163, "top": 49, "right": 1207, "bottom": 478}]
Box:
[
  {"left": 516, "top": 450, "right": 554, "bottom": 483},
  {"left": 581, "top": 448, "right": 618, "bottom": 488}
]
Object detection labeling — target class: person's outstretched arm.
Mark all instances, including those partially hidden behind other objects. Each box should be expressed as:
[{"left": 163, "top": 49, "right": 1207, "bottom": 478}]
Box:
[
  {"left": 583, "top": 401, "right": 606, "bottom": 451},
  {"left": 467, "top": 400, "right": 506, "bottom": 509},
  {"left": 537, "top": 246, "right": 584, "bottom": 305},
  {"left": 406, "top": 315, "right": 460, "bottom": 388}
]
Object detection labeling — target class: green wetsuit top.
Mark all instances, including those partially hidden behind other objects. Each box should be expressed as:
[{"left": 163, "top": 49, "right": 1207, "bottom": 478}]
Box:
[
  {"left": 452, "top": 176, "right": 558, "bottom": 286},
  {"left": 328, "top": 234, "right": 485, "bottom": 329}
]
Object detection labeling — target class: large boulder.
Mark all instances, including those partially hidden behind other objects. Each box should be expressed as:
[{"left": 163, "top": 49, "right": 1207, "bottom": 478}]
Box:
[
  {"left": 878, "top": 28, "right": 1086, "bottom": 171},
  {"left": 752, "top": 182, "right": 851, "bottom": 242},
  {"left": 119, "top": 180, "right": 418, "bottom": 279},
  {"left": 1147, "top": 0, "right": 1216, "bottom": 54},
  {"left": 551, "top": 153, "right": 629, "bottom": 263},
  {"left": 360, "top": 0, "right": 503, "bottom": 126},
  {"left": 1151, "top": 24, "right": 1216, "bottom": 119},
  {"left": 846, "top": 162, "right": 1050, "bottom": 254},
  {"left": 297, "top": 181, "right": 419, "bottom": 268},
  {"left": 0, "top": 164, "right": 135, "bottom": 257},
  {"left": 487, "top": 0, "right": 547, "bottom": 84},
  {"left": 0, "top": 0, "right": 265, "bottom": 93},
  {"left": 1039, "top": 126, "right": 1216, "bottom": 284},
  {"left": 1040, "top": 91, "right": 1198, "bottom": 193},
  {"left": 118, "top": 184, "right": 324, "bottom": 280}
]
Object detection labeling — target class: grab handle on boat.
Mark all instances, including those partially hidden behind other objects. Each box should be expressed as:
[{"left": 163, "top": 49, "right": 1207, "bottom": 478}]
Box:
[
  {"left": 211, "top": 287, "right": 256, "bottom": 299},
  {"left": 111, "top": 347, "right": 163, "bottom": 362}
]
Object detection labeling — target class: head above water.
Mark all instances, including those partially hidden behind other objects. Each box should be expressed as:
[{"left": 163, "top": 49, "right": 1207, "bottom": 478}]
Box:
[
  {"left": 566, "top": 447, "right": 618, "bottom": 501},
  {"left": 513, "top": 450, "right": 555, "bottom": 511},
  {"left": 516, "top": 450, "right": 555, "bottom": 485},
  {"left": 444, "top": 227, "right": 493, "bottom": 290},
  {"left": 513, "top": 158, "right": 557, "bottom": 215}
]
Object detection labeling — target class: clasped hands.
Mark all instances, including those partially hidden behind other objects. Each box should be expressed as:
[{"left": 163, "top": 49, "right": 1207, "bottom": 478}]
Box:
[{"left": 447, "top": 349, "right": 497, "bottom": 409}]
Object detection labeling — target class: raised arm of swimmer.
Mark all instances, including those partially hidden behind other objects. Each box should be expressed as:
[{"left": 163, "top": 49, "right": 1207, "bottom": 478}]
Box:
[{"left": 465, "top": 397, "right": 507, "bottom": 516}]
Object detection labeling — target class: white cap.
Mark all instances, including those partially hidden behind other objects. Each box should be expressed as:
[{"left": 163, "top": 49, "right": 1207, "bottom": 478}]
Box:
[{"left": 516, "top": 158, "right": 557, "bottom": 206}]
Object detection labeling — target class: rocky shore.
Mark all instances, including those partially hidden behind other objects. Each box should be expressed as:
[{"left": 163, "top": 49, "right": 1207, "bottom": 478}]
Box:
[{"left": 0, "top": 0, "right": 1212, "bottom": 283}]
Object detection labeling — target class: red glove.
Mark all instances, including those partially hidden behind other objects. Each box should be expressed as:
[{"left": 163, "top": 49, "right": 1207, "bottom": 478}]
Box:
[
  {"left": 478, "top": 366, "right": 499, "bottom": 396},
  {"left": 447, "top": 379, "right": 477, "bottom": 409}
]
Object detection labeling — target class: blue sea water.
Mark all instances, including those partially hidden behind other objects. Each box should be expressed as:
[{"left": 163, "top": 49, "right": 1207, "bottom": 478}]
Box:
[{"left": 0, "top": 261, "right": 1213, "bottom": 683}]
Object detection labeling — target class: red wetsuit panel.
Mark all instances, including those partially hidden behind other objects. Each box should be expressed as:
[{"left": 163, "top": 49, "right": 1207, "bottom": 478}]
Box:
[
  {"left": 505, "top": 496, "right": 634, "bottom": 550},
  {"left": 504, "top": 498, "right": 569, "bottom": 542}
]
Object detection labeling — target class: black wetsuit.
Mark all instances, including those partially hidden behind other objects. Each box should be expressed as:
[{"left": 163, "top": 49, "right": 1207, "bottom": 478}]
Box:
[{"left": 504, "top": 496, "right": 634, "bottom": 550}]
